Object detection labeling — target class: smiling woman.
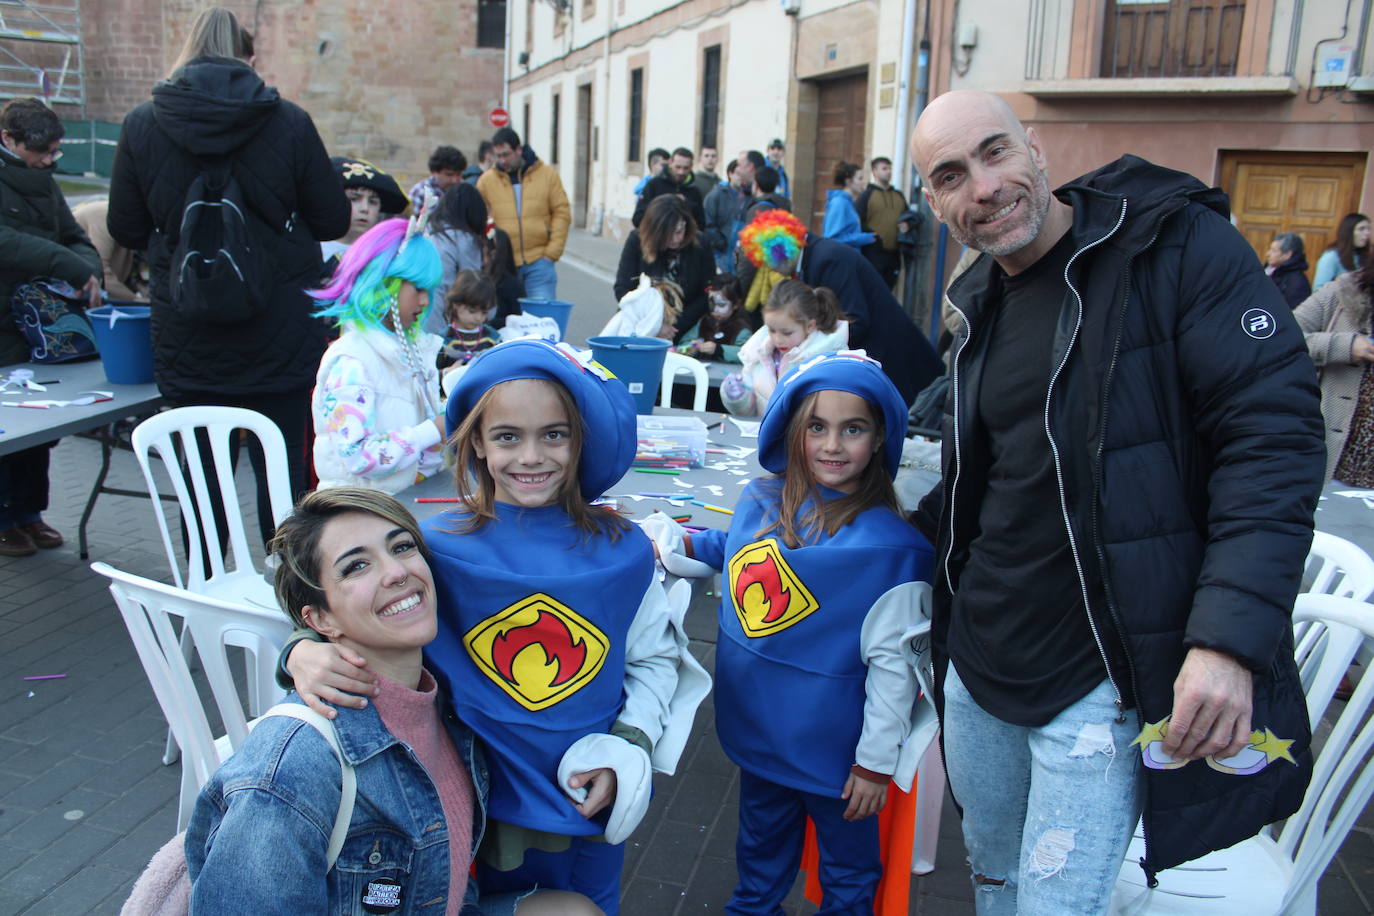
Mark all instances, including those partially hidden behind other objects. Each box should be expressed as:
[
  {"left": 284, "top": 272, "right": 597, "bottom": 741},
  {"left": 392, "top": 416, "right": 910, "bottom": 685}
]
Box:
[{"left": 185, "top": 487, "right": 604, "bottom": 915}]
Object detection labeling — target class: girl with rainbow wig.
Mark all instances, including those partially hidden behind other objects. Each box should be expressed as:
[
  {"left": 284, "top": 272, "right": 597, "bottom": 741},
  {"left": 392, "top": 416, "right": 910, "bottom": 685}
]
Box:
[{"left": 309, "top": 217, "right": 448, "bottom": 494}]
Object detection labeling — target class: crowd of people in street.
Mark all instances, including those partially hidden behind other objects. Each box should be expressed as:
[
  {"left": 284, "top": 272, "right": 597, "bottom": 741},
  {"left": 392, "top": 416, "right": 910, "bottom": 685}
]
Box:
[{"left": 1, "top": 4, "right": 1365, "bottom": 915}]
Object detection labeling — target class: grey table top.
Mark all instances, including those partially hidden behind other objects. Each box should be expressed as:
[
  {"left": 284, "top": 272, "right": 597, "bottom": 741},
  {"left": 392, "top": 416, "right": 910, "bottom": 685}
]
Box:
[
  {"left": 0, "top": 360, "right": 164, "bottom": 455},
  {"left": 401, "top": 407, "right": 764, "bottom": 531}
]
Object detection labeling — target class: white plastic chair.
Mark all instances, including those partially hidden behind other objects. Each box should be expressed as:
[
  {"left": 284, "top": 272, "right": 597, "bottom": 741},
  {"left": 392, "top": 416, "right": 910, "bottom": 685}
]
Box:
[
  {"left": 1111, "top": 593, "right": 1374, "bottom": 915},
  {"left": 93, "top": 561, "right": 291, "bottom": 831},
  {"left": 132, "top": 407, "right": 295, "bottom": 762},
  {"left": 1298, "top": 531, "right": 1374, "bottom": 668},
  {"left": 1302, "top": 531, "right": 1374, "bottom": 601},
  {"left": 661, "top": 351, "right": 709, "bottom": 411}
]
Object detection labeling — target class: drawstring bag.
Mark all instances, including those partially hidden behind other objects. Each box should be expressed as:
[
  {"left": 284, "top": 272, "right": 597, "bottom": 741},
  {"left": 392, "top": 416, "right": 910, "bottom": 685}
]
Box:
[{"left": 11, "top": 277, "right": 98, "bottom": 363}]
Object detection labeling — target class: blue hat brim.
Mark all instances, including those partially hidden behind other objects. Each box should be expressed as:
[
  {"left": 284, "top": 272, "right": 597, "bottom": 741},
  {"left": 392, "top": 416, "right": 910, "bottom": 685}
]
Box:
[
  {"left": 757, "top": 351, "right": 908, "bottom": 479},
  {"left": 447, "top": 339, "right": 638, "bottom": 500}
]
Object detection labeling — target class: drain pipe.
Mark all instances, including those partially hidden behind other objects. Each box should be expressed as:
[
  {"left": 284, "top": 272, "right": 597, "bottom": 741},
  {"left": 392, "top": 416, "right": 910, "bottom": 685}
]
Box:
[
  {"left": 500, "top": 0, "right": 511, "bottom": 109},
  {"left": 891, "top": 0, "right": 920, "bottom": 194}
]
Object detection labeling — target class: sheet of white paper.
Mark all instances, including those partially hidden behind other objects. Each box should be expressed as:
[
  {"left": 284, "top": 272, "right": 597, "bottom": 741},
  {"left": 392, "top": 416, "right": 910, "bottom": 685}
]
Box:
[{"left": 729, "top": 418, "right": 760, "bottom": 438}]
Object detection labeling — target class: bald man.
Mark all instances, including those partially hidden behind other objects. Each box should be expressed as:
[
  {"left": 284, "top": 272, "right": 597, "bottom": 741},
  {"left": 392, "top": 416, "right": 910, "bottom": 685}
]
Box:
[{"left": 909, "top": 91, "right": 1322, "bottom": 912}]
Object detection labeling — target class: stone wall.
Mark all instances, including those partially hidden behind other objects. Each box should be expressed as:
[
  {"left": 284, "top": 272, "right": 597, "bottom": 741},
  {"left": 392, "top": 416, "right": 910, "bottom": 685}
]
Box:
[{"left": 77, "top": 0, "right": 504, "bottom": 186}]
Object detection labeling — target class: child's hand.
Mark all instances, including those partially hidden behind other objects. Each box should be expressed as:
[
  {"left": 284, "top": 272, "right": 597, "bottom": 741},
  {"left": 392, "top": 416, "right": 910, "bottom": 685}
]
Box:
[
  {"left": 841, "top": 772, "right": 888, "bottom": 821},
  {"left": 697, "top": 340, "right": 718, "bottom": 356},
  {"left": 567, "top": 768, "right": 618, "bottom": 818},
  {"left": 287, "top": 640, "right": 378, "bottom": 718}
]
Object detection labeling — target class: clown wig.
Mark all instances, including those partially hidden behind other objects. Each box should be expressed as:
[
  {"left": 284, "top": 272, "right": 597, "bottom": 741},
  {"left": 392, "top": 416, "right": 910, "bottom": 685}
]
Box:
[
  {"left": 738, "top": 208, "right": 808, "bottom": 272},
  {"left": 310, "top": 218, "right": 442, "bottom": 337}
]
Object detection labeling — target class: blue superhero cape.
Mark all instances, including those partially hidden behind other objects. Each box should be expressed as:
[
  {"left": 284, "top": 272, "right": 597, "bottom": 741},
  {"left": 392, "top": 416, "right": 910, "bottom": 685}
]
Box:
[
  {"left": 421, "top": 503, "right": 653, "bottom": 835},
  {"left": 713, "top": 479, "right": 934, "bottom": 795}
]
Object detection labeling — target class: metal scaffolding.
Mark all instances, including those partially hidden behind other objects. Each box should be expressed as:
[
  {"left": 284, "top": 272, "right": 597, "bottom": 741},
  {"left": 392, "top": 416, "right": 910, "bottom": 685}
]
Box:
[{"left": 0, "top": 0, "right": 83, "bottom": 110}]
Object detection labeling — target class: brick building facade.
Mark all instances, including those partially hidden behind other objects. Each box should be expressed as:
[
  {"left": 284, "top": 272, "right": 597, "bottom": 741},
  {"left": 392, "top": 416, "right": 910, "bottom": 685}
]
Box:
[{"left": 74, "top": 0, "right": 504, "bottom": 188}]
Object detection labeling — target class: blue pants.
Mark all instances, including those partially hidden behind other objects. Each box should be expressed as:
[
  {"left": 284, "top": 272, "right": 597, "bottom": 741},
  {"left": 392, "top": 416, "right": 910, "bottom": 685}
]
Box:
[
  {"left": 518, "top": 258, "right": 558, "bottom": 300},
  {"left": 476, "top": 837, "right": 625, "bottom": 916},
  {"left": 727, "top": 768, "right": 881, "bottom": 916},
  {"left": 943, "top": 663, "right": 1143, "bottom": 915}
]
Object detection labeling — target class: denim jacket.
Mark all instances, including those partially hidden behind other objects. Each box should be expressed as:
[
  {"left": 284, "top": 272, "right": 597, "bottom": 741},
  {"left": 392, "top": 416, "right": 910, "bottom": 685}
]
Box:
[{"left": 185, "top": 693, "right": 489, "bottom": 914}]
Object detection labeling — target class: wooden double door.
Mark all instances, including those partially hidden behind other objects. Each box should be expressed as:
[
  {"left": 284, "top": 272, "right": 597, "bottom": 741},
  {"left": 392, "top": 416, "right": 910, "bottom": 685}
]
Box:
[
  {"left": 1221, "top": 151, "right": 1368, "bottom": 284},
  {"left": 809, "top": 72, "right": 868, "bottom": 233}
]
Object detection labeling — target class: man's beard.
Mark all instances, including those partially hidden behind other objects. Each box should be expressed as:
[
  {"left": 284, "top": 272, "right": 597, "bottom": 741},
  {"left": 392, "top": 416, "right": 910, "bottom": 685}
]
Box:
[{"left": 951, "top": 168, "right": 1052, "bottom": 257}]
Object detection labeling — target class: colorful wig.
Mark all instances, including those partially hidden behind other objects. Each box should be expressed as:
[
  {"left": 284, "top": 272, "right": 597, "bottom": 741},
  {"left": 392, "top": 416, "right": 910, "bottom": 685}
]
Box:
[
  {"left": 738, "top": 209, "right": 808, "bottom": 272},
  {"left": 310, "top": 218, "right": 442, "bottom": 337}
]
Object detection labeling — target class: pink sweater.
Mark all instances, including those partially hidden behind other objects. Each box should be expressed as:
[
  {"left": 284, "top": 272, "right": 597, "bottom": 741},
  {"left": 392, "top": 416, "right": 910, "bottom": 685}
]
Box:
[{"left": 373, "top": 670, "right": 474, "bottom": 915}]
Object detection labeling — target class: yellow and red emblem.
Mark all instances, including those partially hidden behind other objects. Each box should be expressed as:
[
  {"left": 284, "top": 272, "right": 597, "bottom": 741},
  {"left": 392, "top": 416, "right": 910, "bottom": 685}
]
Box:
[
  {"left": 728, "top": 539, "right": 820, "bottom": 637},
  {"left": 464, "top": 593, "right": 608, "bottom": 710}
]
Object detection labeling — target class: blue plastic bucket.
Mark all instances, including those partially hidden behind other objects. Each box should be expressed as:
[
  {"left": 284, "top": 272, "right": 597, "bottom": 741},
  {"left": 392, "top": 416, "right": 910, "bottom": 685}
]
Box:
[
  {"left": 586, "top": 336, "right": 669, "bottom": 414},
  {"left": 519, "top": 298, "right": 573, "bottom": 341},
  {"left": 88, "top": 305, "right": 154, "bottom": 384}
]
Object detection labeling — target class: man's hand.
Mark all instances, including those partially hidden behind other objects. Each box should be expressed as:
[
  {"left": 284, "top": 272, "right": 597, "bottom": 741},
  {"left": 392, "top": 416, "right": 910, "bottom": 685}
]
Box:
[
  {"left": 82, "top": 276, "right": 101, "bottom": 310},
  {"left": 1163, "top": 647, "right": 1253, "bottom": 761},
  {"left": 1352, "top": 336, "right": 1374, "bottom": 364},
  {"left": 567, "top": 767, "right": 617, "bottom": 818}
]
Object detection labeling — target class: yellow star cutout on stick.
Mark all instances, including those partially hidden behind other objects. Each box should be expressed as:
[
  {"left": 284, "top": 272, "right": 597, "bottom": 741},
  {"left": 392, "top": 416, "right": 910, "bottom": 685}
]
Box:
[
  {"left": 1250, "top": 728, "right": 1296, "bottom": 765},
  {"left": 1131, "top": 717, "right": 1169, "bottom": 749}
]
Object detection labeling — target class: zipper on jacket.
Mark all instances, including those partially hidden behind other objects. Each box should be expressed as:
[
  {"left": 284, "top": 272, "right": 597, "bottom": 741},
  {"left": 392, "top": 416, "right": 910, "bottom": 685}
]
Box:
[
  {"left": 1089, "top": 218, "right": 1166, "bottom": 879},
  {"left": 941, "top": 300, "right": 973, "bottom": 592},
  {"left": 1045, "top": 200, "right": 1128, "bottom": 720}
]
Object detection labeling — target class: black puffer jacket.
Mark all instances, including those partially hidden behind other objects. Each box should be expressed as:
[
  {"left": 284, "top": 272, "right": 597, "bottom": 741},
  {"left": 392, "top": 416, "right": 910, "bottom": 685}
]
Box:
[
  {"left": 916, "top": 156, "right": 1324, "bottom": 874},
  {"left": 107, "top": 57, "right": 349, "bottom": 399},
  {"left": 0, "top": 148, "right": 101, "bottom": 364}
]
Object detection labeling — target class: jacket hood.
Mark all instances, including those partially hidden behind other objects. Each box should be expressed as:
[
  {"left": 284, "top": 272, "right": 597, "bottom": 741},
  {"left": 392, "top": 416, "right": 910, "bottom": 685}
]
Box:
[
  {"left": 1056, "top": 154, "right": 1228, "bottom": 249},
  {"left": 151, "top": 56, "right": 280, "bottom": 156},
  {"left": 1273, "top": 254, "right": 1310, "bottom": 275},
  {"left": 825, "top": 189, "right": 851, "bottom": 205}
]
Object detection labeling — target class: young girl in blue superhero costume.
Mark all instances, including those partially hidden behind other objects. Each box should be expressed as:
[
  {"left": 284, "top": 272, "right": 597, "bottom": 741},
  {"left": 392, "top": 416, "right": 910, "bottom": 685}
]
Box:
[
  {"left": 647, "top": 350, "right": 936, "bottom": 915},
  {"left": 285, "top": 339, "right": 710, "bottom": 915}
]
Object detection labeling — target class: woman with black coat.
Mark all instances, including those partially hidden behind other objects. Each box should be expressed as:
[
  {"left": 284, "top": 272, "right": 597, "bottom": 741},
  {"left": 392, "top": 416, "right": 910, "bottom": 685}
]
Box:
[
  {"left": 613, "top": 195, "right": 715, "bottom": 342},
  {"left": 107, "top": 7, "right": 349, "bottom": 539}
]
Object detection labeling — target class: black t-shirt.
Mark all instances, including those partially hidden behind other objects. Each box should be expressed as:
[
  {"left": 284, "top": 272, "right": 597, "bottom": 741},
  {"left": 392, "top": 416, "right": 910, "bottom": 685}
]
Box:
[{"left": 947, "top": 231, "right": 1109, "bottom": 726}]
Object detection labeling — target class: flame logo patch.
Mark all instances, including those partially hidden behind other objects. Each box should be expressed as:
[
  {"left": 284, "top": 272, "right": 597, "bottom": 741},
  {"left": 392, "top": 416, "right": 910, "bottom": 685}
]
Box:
[
  {"left": 463, "top": 593, "right": 608, "bottom": 710},
  {"left": 728, "top": 539, "right": 820, "bottom": 637}
]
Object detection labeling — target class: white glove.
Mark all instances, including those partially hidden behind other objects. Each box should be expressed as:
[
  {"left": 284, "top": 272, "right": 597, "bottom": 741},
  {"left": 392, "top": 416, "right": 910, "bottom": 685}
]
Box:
[
  {"left": 637, "top": 512, "right": 716, "bottom": 579},
  {"left": 557, "top": 733, "right": 652, "bottom": 845}
]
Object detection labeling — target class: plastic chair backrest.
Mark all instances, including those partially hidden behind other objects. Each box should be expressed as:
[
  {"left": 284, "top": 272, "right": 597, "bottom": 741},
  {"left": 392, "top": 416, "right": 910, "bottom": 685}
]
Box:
[
  {"left": 1278, "top": 594, "right": 1374, "bottom": 911},
  {"left": 1303, "top": 531, "right": 1374, "bottom": 601},
  {"left": 93, "top": 562, "right": 291, "bottom": 823},
  {"left": 661, "top": 351, "right": 709, "bottom": 412},
  {"left": 131, "top": 406, "right": 294, "bottom": 591}
]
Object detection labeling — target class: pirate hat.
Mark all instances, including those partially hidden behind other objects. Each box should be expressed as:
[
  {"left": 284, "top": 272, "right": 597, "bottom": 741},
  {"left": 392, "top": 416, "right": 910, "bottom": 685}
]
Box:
[{"left": 332, "top": 156, "right": 407, "bottom": 215}]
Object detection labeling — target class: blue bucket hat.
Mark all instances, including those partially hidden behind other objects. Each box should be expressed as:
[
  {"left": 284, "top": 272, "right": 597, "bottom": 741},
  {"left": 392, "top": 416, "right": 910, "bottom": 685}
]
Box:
[
  {"left": 757, "top": 350, "right": 908, "bottom": 479},
  {"left": 447, "top": 339, "right": 638, "bottom": 499}
]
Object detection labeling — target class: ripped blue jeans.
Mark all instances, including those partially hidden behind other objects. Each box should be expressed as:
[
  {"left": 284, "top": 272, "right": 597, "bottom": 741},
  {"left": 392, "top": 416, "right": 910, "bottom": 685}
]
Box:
[{"left": 943, "top": 663, "right": 1142, "bottom": 916}]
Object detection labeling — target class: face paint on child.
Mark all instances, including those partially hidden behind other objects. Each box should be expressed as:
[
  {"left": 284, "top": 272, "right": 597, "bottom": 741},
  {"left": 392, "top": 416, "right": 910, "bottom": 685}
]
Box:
[
  {"left": 801, "top": 389, "right": 879, "bottom": 494},
  {"left": 474, "top": 379, "right": 573, "bottom": 508}
]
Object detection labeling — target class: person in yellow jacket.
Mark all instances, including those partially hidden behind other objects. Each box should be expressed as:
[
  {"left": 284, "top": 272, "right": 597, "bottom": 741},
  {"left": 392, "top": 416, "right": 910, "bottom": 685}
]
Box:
[{"left": 477, "top": 127, "right": 571, "bottom": 300}]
